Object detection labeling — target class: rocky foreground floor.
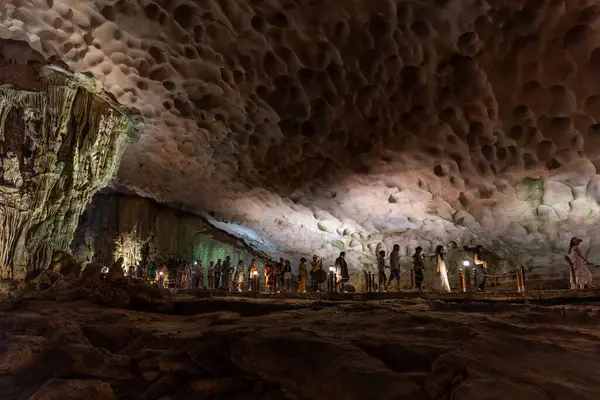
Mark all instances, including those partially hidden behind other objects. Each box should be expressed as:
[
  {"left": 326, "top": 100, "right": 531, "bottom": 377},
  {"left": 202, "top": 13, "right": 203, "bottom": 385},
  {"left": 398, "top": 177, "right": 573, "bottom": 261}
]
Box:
[{"left": 2, "top": 289, "right": 600, "bottom": 400}]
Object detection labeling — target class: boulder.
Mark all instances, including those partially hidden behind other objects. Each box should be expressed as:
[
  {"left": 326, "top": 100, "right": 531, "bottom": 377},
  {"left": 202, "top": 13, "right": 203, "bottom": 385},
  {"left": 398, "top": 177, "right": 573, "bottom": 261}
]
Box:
[
  {"left": 81, "top": 263, "right": 103, "bottom": 287},
  {"left": 106, "top": 257, "right": 125, "bottom": 283},
  {"left": 90, "top": 284, "right": 131, "bottom": 307},
  {"left": 49, "top": 251, "right": 81, "bottom": 276},
  {"left": 34, "top": 270, "right": 60, "bottom": 291}
]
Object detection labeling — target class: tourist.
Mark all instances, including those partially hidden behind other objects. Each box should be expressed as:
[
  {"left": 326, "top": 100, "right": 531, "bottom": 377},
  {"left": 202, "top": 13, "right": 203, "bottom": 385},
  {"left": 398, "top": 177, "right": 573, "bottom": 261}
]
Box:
[
  {"left": 228, "top": 264, "right": 235, "bottom": 291},
  {"left": 149, "top": 263, "right": 157, "bottom": 283},
  {"left": 274, "top": 260, "right": 282, "bottom": 293},
  {"left": 214, "top": 259, "right": 222, "bottom": 289},
  {"left": 473, "top": 245, "right": 487, "bottom": 292},
  {"left": 222, "top": 256, "right": 232, "bottom": 290},
  {"left": 412, "top": 247, "right": 425, "bottom": 291},
  {"left": 335, "top": 252, "right": 349, "bottom": 293},
  {"left": 298, "top": 257, "right": 307, "bottom": 293},
  {"left": 181, "top": 268, "right": 188, "bottom": 289},
  {"left": 436, "top": 245, "right": 451, "bottom": 292},
  {"left": 183, "top": 262, "right": 192, "bottom": 288},
  {"left": 160, "top": 264, "right": 169, "bottom": 288},
  {"left": 194, "top": 260, "right": 204, "bottom": 289},
  {"left": 377, "top": 250, "right": 387, "bottom": 292},
  {"left": 283, "top": 260, "right": 292, "bottom": 292},
  {"left": 387, "top": 244, "right": 401, "bottom": 291},
  {"left": 175, "top": 265, "right": 182, "bottom": 287},
  {"left": 236, "top": 260, "right": 245, "bottom": 292},
  {"left": 248, "top": 259, "right": 259, "bottom": 291},
  {"left": 207, "top": 261, "right": 214, "bottom": 290},
  {"left": 568, "top": 238, "right": 594, "bottom": 289},
  {"left": 136, "top": 263, "right": 144, "bottom": 279},
  {"left": 264, "top": 260, "right": 274, "bottom": 293},
  {"left": 310, "top": 255, "right": 321, "bottom": 292}
]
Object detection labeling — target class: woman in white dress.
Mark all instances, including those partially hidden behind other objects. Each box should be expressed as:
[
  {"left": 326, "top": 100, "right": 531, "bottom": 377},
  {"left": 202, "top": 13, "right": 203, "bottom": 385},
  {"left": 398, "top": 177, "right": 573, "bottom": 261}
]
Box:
[
  {"left": 436, "top": 245, "right": 451, "bottom": 292},
  {"left": 568, "top": 238, "right": 593, "bottom": 289}
]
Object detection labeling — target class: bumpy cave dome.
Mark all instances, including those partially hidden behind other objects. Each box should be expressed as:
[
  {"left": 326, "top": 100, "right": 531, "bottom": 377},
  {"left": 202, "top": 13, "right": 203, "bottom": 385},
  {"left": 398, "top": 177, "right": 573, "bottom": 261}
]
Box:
[{"left": 4, "top": 0, "right": 600, "bottom": 273}]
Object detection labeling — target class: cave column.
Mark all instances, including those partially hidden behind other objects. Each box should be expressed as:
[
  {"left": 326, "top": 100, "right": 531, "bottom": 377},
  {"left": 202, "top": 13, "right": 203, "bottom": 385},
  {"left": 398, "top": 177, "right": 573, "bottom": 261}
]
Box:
[{"left": 0, "top": 66, "right": 134, "bottom": 279}]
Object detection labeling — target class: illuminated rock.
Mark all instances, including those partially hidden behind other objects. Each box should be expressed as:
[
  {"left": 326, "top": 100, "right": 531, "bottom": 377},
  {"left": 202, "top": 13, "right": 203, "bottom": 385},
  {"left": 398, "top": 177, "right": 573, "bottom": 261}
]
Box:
[
  {"left": 73, "top": 193, "right": 266, "bottom": 268},
  {"left": 0, "top": 52, "right": 134, "bottom": 279}
]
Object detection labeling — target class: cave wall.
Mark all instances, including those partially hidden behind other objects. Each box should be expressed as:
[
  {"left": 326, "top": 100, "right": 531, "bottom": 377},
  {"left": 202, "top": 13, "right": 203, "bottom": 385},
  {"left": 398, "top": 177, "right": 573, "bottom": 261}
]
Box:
[
  {"left": 0, "top": 58, "right": 134, "bottom": 279},
  {"left": 7, "top": 0, "right": 600, "bottom": 281},
  {"left": 73, "top": 193, "right": 266, "bottom": 269}
]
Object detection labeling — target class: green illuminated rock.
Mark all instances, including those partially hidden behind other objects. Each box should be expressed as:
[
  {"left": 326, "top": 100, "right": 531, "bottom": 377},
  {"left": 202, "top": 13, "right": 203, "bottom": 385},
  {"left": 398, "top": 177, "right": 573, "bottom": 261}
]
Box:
[{"left": 73, "top": 193, "right": 266, "bottom": 269}]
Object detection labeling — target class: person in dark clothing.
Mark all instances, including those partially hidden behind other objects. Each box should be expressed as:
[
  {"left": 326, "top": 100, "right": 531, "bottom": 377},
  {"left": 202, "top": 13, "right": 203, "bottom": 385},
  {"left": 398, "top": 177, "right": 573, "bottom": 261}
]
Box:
[
  {"left": 473, "top": 245, "right": 488, "bottom": 292},
  {"left": 412, "top": 247, "right": 425, "bottom": 291},
  {"left": 377, "top": 250, "right": 387, "bottom": 292},
  {"left": 221, "top": 256, "right": 232, "bottom": 290},
  {"left": 335, "top": 252, "right": 349, "bottom": 293},
  {"left": 387, "top": 244, "right": 401, "bottom": 291},
  {"left": 310, "top": 255, "right": 321, "bottom": 292},
  {"left": 214, "top": 259, "right": 222, "bottom": 290}
]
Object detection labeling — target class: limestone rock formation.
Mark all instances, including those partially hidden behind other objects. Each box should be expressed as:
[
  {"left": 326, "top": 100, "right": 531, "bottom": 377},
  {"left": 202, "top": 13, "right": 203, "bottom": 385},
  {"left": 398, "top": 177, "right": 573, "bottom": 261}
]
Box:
[
  {"left": 73, "top": 193, "right": 266, "bottom": 268},
  {"left": 0, "top": 47, "right": 135, "bottom": 279},
  {"left": 7, "top": 1, "right": 600, "bottom": 276}
]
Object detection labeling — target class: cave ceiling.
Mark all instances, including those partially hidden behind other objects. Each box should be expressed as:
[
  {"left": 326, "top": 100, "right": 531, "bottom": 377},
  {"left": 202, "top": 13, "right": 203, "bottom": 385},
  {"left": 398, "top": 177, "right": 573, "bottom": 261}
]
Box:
[{"left": 3, "top": 0, "right": 600, "bottom": 269}]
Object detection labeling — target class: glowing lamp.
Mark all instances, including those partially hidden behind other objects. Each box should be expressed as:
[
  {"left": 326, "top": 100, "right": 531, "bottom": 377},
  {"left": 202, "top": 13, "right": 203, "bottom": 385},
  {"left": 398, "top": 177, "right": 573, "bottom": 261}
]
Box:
[
  {"left": 159, "top": 271, "right": 164, "bottom": 276},
  {"left": 329, "top": 267, "right": 335, "bottom": 272},
  {"left": 194, "top": 261, "right": 198, "bottom": 265},
  {"left": 462, "top": 260, "right": 470, "bottom": 267},
  {"left": 252, "top": 271, "right": 259, "bottom": 277}
]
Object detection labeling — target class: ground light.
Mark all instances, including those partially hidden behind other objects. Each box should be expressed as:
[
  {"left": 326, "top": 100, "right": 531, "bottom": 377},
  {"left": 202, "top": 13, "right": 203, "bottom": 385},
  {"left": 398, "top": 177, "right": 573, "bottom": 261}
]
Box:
[
  {"left": 461, "top": 261, "right": 471, "bottom": 292},
  {"left": 327, "top": 267, "right": 336, "bottom": 292},
  {"left": 250, "top": 270, "right": 260, "bottom": 292}
]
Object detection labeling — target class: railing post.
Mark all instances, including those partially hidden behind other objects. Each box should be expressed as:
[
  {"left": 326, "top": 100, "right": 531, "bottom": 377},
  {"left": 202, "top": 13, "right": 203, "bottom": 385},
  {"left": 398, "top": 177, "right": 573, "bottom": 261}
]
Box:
[
  {"left": 520, "top": 266, "right": 527, "bottom": 293},
  {"left": 411, "top": 269, "right": 415, "bottom": 292},
  {"left": 516, "top": 269, "right": 522, "bottom": 293},
  {"left": 367, "top": 271, "right": 373, "bottom": 292},
  {"left": 460, "top": 270, "right": 466, "bottom": 292}
]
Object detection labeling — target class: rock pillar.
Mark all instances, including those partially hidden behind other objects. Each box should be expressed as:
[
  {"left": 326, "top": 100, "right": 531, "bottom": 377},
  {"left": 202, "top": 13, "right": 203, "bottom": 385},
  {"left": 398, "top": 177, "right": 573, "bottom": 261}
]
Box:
[{"left": 0, "top": 65, "right": 134, "bottom": 279}]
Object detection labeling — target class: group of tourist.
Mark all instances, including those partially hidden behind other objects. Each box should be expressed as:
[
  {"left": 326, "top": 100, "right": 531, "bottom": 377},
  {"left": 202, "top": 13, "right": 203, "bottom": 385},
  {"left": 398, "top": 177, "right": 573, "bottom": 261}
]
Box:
[
  {"left": 376, "top": 244, "right": 488, "bottom": 293},
  {"left": 125, "top": 246, "right": 487, "bottom": 292},
  {"left": 114, "top": 237, "right": 594, "bottom": 293}
]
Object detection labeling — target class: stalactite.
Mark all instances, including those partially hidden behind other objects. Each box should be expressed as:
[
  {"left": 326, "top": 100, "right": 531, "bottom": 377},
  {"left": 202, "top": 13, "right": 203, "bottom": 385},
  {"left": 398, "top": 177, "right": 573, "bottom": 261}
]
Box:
[{"left": 0, "top": 66, "right": 135, "bottom": 279}]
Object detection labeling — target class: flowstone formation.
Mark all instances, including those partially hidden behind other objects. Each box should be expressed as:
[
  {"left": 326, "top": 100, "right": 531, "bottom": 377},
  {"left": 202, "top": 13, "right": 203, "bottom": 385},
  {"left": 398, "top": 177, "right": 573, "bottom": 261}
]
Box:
[
  {"left": 7, "top": 1, "right": 600, "bottom": 277},
  {"left": 73, "top": 192, "right": 266, "bottom": 268},
  {"left": 0, "top": 42, "right": 135, "bottom": 279}
]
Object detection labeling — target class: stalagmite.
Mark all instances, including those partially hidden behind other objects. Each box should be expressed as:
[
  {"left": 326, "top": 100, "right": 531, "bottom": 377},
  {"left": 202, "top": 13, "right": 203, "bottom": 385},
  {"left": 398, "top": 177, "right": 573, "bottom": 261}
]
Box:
[{"left": 0, "top": 64, "right": 134, "bottom": 279}]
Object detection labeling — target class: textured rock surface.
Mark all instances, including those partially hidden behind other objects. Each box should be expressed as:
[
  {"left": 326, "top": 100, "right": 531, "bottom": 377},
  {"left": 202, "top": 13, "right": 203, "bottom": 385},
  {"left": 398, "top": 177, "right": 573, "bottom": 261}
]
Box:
[
  {"left": 7, "top": 1, "right": 600, "bottom": 274},
  {"left": 0, "top": 46, "right": 134, "bottom": 279},
  {"left": 2, "top": 292, "right": 600, "bottom": 400},
  {"left": 73, "top": 193, "right": 266, "bottom": 267}
]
